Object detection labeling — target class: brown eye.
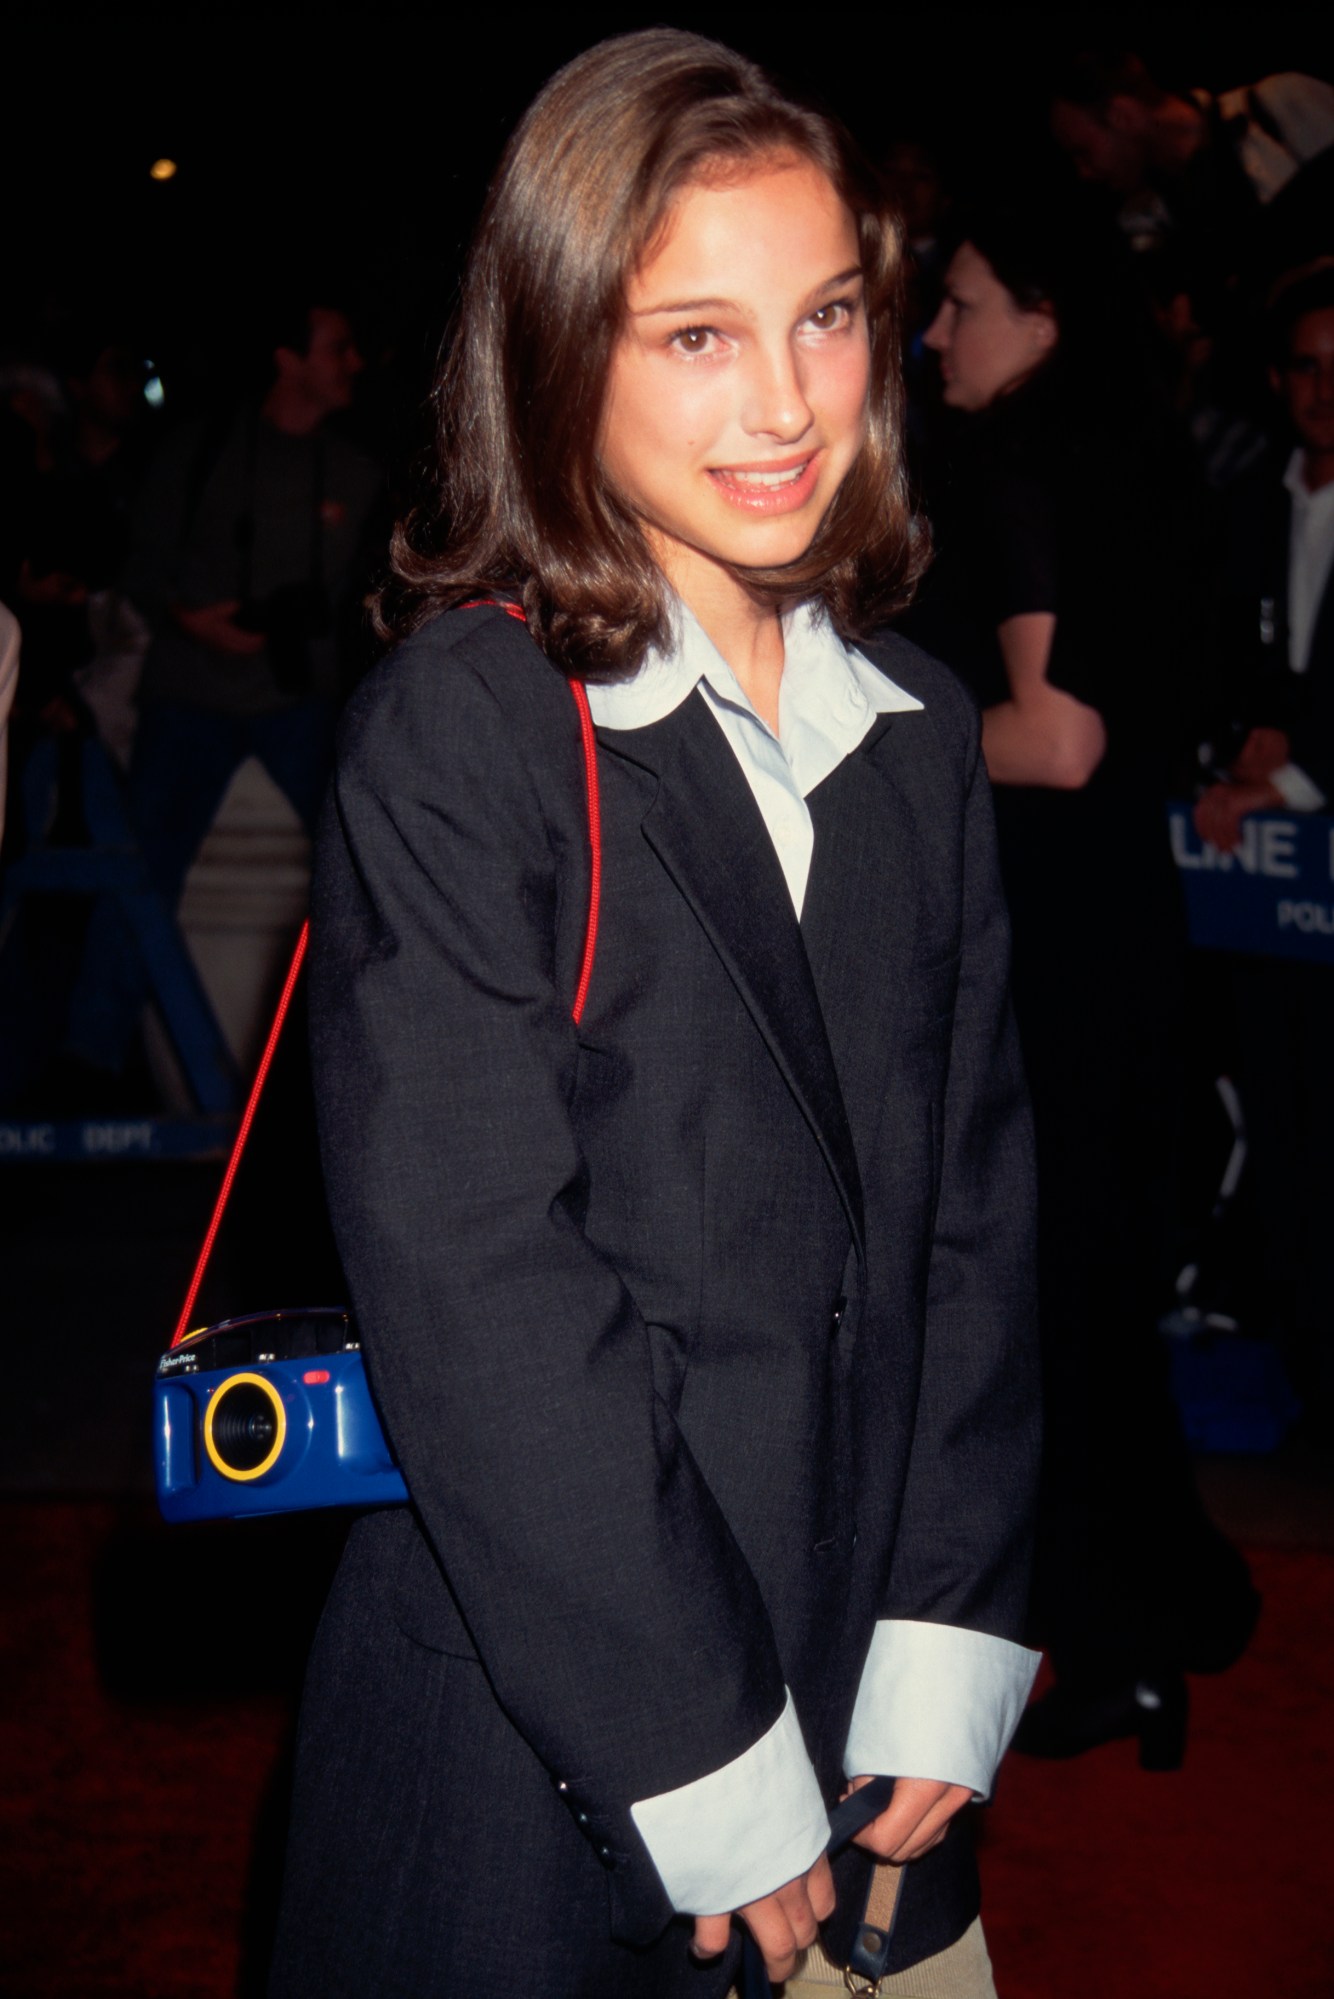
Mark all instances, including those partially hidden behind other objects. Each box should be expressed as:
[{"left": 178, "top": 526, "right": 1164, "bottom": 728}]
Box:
[{"left": 806, "top": 300, "right": 854, "bottom": 334}]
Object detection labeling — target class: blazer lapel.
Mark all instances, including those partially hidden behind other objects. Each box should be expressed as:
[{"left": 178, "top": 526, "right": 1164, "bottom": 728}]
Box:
[
  {"left": 799, "top": 709, "right": 928, "bottom": 1163},
  {"left": 597, "top": 692, "right": 864, "bottom": 1252}
]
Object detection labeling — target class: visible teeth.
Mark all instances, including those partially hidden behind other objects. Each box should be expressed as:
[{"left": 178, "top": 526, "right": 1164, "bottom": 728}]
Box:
[{"left": 720, "top": 464, "right": 807, "bottom": 487}]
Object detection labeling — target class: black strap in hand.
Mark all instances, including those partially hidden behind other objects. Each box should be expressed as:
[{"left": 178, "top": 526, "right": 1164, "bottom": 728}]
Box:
[
  {"left": 826, "top": 1774, "right": 896, "bottom": 1854},
  {"left": 739, "top": 1776, "right": 899, "bottom": 1997}
]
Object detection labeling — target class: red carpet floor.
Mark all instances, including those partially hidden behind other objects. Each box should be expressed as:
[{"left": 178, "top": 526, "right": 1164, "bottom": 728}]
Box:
[
  {"left": 980, "top": 1547, "right": 1334, "bottom": 1998},
  {"left": 2, "top": 1502, "right": 1331, "bottom": 1998}
]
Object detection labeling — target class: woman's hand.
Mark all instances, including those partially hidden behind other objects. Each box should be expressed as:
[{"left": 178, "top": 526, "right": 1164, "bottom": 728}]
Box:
[
  {"left": 16, "top": 558, "right": 87, "bottom": 609},
  {"left": 690, "top": 1852, "right": 836, "bottom": 1985},
  {"left": 1193, "top": 779, "right": 1284, "bottom": 853},
  {"left": 844, "top": 1772, "right": 972, "bottom": 1861},
  {"left": 1230, "top": 727, "right": 1290, "bottom": 783},
  {"left": 172, "top": 599, "right": 266, "bottom": 658},
  {"left": 982, "top": 611, "right": 1107, "bottom": 789}
]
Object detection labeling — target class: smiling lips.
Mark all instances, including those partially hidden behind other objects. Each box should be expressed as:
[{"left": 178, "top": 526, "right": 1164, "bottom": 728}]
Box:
[{"left": 707, "top": 451, "right": 821, "bottom": 513}]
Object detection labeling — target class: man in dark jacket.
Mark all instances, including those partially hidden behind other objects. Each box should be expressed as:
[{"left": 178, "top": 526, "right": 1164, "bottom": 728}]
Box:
[
  {"left": 1196, "top": 269, "right": 1334, "bottom": 843},
  {"left": 63, "top": 295, "right": 380, "bottom": 1080},
  {"left": 1195, "top": 265, "right": 1334, "bottom": 1427}
]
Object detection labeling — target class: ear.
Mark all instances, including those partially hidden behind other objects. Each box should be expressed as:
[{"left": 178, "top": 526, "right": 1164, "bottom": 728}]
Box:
[
  {"left": 1268, "top": 364, "right": 1284, "bottom": 399},
  {"left": 1031, "top": 305, "right": 1058, "bottom": 349}
]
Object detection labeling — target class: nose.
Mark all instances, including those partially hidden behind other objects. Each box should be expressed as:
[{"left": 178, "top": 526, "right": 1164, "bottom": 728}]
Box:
[
  {"left": 741, "top": 337, "right": 814, "bottom": 443},
  {"left": 922, "top": 304, "right": 949, "bottom": 352}
]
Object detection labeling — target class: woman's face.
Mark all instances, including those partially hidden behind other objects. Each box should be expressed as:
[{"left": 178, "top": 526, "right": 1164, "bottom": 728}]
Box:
[
  {"left": 923, "top": 242, "right": 1056, "bottom": 412},
  {"left": 599, "top": 153, "right": 870, "bottom": 605}
]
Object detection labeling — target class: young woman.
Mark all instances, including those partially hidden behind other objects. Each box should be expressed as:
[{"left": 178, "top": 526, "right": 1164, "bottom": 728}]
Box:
[
  {"left": 911, "top": 210, "right": 1256, "bottom": 1765},
  {"left": 271, "top": 33, "right": 1039, "bottom": 1998}
]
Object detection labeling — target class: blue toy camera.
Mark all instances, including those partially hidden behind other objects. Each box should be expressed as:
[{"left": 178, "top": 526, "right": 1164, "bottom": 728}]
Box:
[{"left": 154, "top": 1308, "right": 408, "bottom": 1522}]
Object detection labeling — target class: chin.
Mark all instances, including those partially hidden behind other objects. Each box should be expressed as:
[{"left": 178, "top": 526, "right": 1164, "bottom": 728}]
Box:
[
  {"left": 714, "top": 487, "right": 848, "bottom": 570},
  {"left": 720, "top": 523, "right": 825, "bottom": 573}
]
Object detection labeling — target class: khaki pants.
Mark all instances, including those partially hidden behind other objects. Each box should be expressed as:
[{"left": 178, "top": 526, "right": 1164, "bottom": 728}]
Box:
[{"left": 769, "top": 1918, "right": 997, "bottom": 1997}]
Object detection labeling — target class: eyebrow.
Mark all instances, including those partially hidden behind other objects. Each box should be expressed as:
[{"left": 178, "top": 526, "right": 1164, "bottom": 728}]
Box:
[{"left": 633, "top": 264, "right": 864, "bottom": 318}]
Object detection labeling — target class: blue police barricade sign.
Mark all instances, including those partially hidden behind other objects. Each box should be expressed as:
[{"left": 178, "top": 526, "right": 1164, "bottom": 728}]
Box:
[{"left": 1169, "top": 804, "right": 1334, "bottom": 964}]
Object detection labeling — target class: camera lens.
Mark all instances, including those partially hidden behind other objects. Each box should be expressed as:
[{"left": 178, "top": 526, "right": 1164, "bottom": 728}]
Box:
[{"left": 209, "top": 1379, "right": 284, "bottom": 1475}]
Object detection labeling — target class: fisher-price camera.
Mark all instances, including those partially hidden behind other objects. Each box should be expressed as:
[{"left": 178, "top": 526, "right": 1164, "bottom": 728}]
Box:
[{"left": 154, "top": 1308, "right": 408, "bottom": 1522}]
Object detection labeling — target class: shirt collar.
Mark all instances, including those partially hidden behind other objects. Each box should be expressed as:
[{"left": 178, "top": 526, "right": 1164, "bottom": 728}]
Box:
[
  {"left": 585, "top": 597, "right": 923, "bottom": 736},
  {"left": 1283, "top": 447, "right": 1334, "bottom": 510}
]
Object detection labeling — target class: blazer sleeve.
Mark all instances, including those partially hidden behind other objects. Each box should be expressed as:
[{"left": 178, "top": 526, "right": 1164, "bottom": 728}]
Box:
[
  {"left": 309, "top": 622, "right": 802, "bottom": 1937},
  {"left": 848, "top": 673, "right": 1041, "bottom": 1785}
]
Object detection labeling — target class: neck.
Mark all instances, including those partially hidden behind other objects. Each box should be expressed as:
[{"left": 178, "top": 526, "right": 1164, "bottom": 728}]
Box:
[
  {"left": 1302, "top": 446, "right": 1334, "bottom": 493},
  {"left": 261, "top": 378, "right": 326, "bottom": 438},
  {"left": 666, "top": 553, "right": 786, "bottom": 732}
]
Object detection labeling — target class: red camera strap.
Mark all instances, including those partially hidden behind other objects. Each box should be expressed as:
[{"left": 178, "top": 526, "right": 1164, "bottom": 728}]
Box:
[{"left": 170, "top": 600, "right": 602, "bottom": 1347}]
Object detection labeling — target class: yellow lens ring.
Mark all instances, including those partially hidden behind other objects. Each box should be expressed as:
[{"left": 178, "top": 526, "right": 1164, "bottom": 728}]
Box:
[{"left": 203, "top": 1371, "right": 287, "bottom": 1482}]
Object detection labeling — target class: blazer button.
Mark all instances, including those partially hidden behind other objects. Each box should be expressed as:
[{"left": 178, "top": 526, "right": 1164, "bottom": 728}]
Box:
[{"left": 830, "top": 1296, "right": 846, "bottom": 1337}]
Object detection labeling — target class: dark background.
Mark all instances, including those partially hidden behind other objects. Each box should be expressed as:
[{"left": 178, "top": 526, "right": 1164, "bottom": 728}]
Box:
[
  {"left": 4, "top": 19, "right": 1334, "bottom": 1997},
  {"left": 8, "top": 11, "right": 1334, "bottom": 433},
  {"left": 5, "top": 12, "right": 1332, "bottom": 1483}
]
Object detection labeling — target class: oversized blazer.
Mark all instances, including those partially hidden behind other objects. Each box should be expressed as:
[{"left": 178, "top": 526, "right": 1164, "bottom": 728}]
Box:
[{"left": 294, "top": 602, "right": 1039, "bottom": 1979}]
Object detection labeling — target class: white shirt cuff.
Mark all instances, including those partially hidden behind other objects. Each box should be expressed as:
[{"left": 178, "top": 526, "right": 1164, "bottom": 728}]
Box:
[
  {"left": 629, "top": 1689, "right": 829, "bottom": 1914},
  {"left": 1269, "top": 762, "right": 1326, "bottom": 812},
  {"left": 843, "top": 1619, "right": 1041, "bottom": 1800}
]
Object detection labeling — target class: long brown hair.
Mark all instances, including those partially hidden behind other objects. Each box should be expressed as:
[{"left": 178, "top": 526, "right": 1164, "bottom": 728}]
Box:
[{"left": 373, "top": 28, "right": 927, "bottom": 678}]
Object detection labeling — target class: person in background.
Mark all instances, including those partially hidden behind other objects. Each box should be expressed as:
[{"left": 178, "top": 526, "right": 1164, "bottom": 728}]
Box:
[
  {"left": 1050, "top": 50, "right": 1334, "bottom": 327},
  {"left": 60, "top": 291, "right": 381, "bottom": 1085},
  {"left": 1194, "top": 264, "right": 1334, "bottom": 1430},
  {"left": 0, "top": 600, "right": 18, "bottom": 845},
  {"left": 55, "top": 331, "right": 161, "bottom": 767},
  {"left": 904, "top": 202, "right": 1258, "bottom": 1767},
  {"left": 882, "top": 135, "right": 954, "bottom": 475},
  {"left": 0, "top": 336, "right": 151, "bottom": 739},
  {"left": 881, "top": 136, "right": 952, "bottom": 337},
  {"left": 1197, "top": 265, "right": 1334, "bottom": 843},
  {"left": 0, "top": 335, "right": 156, "bottom": 1102}
]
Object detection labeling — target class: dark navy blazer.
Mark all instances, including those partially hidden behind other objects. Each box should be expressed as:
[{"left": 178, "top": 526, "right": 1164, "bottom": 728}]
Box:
[{"left": 288, "top": 603, "right": 1039, "bottom": 1982}]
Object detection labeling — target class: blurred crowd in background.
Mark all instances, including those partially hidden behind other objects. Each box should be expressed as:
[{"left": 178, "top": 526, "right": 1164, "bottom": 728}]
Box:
[{"left": 2, "top": 34, "right": 1333, "bottom": 1756}]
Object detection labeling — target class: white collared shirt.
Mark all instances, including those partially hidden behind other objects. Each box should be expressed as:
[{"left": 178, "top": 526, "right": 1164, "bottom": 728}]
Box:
[
  {"left": 590, "top": 598, "right": 1040, "bottom": 1916},
  {"left": 1284, "top": 448, "right": 1334, "bottom": 678},
  {"left": 1269, "top": 451, "right": 1334, "bottom": 812},
  {"left": 588, "top": 599, "right": 922, "bottom": 917}
]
